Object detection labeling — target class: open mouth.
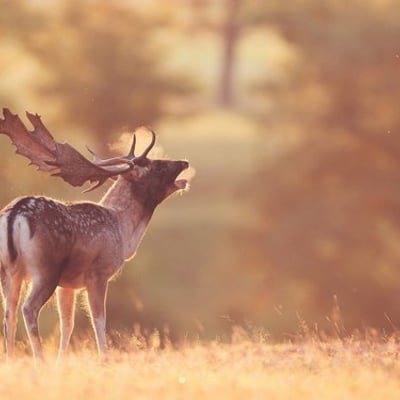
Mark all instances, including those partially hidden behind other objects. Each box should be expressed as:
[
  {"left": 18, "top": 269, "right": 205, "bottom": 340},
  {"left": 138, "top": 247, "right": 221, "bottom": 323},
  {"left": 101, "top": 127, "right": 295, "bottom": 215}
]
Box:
[
  {"left": 174, "top": 164, "right": 195, "bottom": 191},
  {"left": 175, "top": 179, "right": 188, "bottom": 190}
]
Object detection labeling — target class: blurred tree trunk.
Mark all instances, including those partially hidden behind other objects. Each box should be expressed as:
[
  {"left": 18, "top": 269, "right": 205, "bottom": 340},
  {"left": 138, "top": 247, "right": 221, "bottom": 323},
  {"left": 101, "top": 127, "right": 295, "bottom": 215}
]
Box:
[{"left": 218, "top": 0, "right": 240, "bottom": 107}]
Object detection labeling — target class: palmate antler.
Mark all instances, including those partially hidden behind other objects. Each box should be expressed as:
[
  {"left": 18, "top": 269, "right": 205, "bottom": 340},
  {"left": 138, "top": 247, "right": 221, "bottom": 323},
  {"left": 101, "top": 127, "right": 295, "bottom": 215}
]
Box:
[{"left": 0, "top": 109, "right": 156, "bottom": 192}]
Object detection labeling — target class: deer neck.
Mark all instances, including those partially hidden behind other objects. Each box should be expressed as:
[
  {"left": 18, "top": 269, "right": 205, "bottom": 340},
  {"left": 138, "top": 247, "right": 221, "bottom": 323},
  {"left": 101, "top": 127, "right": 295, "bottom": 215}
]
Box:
[{"left": 100, "top": 177, "right": 153, "bottom": 261}]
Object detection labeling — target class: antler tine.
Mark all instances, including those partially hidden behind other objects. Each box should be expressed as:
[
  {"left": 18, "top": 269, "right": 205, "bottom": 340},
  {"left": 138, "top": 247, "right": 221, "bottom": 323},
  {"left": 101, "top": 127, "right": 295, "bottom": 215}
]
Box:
[
  {"left": 86, "top": 145, "right": 101, "bottom": 162},
  {"left": 138, "top": 129, "right": 156, "bottom": 159},
  {"left": 86, "top": 133, "right": 139, "bottom": 167},
  {"left": 92, "top": 156, "right": 135, "bottom": 167},
  {"left": 86, "top": 145, "right": 135, "bottom": 167},
  {"left": 128, "top": 133, "right": 136, "bottom": 158},
  {"left": 87, "top": 129, "right": 153, "bottom": 167}
]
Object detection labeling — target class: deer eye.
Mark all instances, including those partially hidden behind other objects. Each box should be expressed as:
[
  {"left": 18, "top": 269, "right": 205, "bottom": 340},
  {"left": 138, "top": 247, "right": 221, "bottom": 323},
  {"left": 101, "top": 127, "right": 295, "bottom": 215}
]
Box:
[{"left": 155, "top": 163, "right": 164, "bottom": 173}]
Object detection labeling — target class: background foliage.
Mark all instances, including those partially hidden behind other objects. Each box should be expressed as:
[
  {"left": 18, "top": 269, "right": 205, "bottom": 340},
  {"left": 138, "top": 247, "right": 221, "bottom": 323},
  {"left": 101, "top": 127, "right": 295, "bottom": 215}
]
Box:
[{"left": 0, "top": 0, "right": 399, "bottom": 342}]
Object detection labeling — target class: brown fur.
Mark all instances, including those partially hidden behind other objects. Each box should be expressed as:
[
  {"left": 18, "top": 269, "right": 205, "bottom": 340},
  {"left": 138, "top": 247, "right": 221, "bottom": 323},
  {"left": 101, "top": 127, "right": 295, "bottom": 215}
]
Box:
[{"left": 0, "top": 115, "right": 190, "bottom": 362}]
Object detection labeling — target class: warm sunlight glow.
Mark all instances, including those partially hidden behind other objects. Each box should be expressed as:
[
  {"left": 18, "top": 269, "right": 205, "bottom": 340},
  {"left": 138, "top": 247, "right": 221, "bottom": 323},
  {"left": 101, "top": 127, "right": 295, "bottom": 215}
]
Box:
[{"left": 1, "top": 1, "right": 400, "bottom": 397}]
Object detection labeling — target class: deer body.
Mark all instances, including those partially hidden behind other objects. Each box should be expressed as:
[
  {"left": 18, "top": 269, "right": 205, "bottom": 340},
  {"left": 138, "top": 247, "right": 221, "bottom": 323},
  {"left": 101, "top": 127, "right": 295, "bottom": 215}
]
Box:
[{"left": 0, "top": 109, "right": 190, "bottom": 361}]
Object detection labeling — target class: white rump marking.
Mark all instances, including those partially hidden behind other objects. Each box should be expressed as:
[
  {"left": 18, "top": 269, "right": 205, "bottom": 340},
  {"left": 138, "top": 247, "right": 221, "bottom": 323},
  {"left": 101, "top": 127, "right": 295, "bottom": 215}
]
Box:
[
  {"left": 0, "top": 213, "right": 36, "bottom": 266},
  {"left": 0, "top": 212, "right": 10, "bottom": 264},
  {"left": 12, "top": 215, "right": 40, "bottom": 274}
]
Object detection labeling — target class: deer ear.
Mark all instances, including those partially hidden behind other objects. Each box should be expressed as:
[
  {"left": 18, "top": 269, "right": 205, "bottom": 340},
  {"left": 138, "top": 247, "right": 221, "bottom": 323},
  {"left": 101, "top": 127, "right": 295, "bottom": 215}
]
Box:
[{"left": 130, "top": 164, "right": 150, "bottom": 180}]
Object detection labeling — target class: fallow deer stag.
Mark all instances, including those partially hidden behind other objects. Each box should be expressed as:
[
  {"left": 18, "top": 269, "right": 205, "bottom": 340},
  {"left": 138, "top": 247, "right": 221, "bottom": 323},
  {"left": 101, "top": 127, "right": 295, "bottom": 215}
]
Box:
[{"left": 0, "top": 109, "right": 190, "bottom": 361}]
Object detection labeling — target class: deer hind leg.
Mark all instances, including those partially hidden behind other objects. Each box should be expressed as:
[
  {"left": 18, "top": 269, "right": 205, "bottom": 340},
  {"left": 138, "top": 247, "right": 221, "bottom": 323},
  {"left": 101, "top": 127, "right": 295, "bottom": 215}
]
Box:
[
  {"left": 22, "top": 277, "right": 58, "bottom": 362},
  {"left": 0, "top": 268, "right": 22, "bottom": 360},
  {"left": 86, "top": 279, "right": 109, "bottom": 358},
  {"left": 56, "top": 287, "right": 75, "bottom": 361}
]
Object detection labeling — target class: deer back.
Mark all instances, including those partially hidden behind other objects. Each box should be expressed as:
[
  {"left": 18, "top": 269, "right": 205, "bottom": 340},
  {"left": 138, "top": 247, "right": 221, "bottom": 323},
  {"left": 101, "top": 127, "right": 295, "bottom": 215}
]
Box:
[{"left": 0, "top": 196, "right": 124, "bottom": 287}]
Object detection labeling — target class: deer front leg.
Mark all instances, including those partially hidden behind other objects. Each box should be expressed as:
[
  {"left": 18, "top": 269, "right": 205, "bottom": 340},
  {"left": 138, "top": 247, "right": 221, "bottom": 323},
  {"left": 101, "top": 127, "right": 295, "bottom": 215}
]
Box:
[
  {"left": 86, "top": 279, "right": 108, "bottom": 358},
  {"left": 0, "top": 268, "right": 22, "bottom": 360},
  {"left": 22, "top": 277, "right": 58, "bottom": 362},
  {"left": 56, "top": 287, "right": 76, "bottom": 362}
]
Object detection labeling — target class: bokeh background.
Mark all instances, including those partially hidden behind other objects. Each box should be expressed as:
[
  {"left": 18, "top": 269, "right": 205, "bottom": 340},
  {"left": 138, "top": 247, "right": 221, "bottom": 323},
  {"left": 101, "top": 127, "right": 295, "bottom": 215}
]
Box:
[{"left": 1, "top": 0, "right": 400, "bottom": 344}]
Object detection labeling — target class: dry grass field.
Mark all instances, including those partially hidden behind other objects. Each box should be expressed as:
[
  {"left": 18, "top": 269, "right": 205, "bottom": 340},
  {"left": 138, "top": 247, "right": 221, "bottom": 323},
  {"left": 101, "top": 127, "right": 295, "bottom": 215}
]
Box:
[{"left": 1, "top": 334, "right": 400, "bottom": 400}]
